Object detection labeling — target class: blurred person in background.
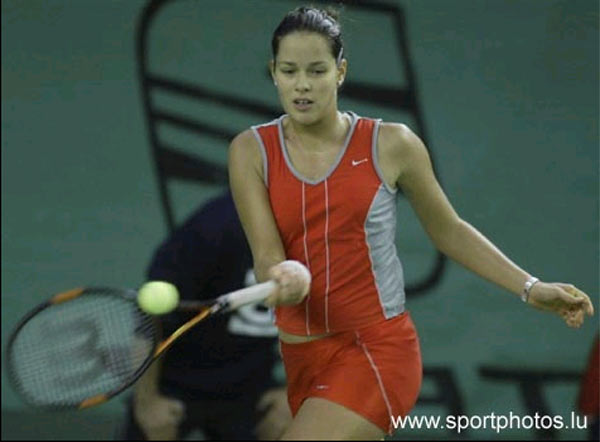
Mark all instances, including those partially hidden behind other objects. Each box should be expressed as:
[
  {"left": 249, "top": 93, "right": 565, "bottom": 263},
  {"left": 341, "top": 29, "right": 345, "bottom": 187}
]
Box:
[{"left": 118, "top": 191, "right": 291, "bottom": 440}]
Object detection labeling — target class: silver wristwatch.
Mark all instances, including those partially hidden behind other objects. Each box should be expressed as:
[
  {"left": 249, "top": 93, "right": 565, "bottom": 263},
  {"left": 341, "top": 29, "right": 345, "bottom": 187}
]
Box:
[{"left": 521, "top": 276, "right": 540, "bottom": 303}]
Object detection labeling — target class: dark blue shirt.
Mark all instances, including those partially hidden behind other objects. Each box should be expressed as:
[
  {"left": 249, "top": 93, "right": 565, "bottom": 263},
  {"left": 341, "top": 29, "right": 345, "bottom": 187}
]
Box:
[{"left": 148, "top": 192, "right": 278, "bottom": 400}]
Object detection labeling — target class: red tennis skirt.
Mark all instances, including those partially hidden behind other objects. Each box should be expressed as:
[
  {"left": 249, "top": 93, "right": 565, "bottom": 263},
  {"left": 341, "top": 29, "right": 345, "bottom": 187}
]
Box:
[{"left": 280, "top": 311, "right": 422, "bottom": 435}]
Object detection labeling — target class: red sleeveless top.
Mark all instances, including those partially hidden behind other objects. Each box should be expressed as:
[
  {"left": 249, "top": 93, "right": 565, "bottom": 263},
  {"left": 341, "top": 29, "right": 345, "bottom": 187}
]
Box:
[{"left": 252, "top": 112, "right": 406, "bottom": 335}]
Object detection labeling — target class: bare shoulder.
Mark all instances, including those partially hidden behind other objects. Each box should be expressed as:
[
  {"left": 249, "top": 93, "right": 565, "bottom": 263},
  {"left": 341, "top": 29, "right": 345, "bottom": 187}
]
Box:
[
  {"left": 229, "top": 128, "right": 261, "bottom": 157},
  {"left": 377, "top": 122, "right": 429, "bottom": 185},
  {"left": 229, "top": 128, "right": 263, "bottom": 175},
  {"left": 379, "top": 122, "right": 425, "bottom": 157}
]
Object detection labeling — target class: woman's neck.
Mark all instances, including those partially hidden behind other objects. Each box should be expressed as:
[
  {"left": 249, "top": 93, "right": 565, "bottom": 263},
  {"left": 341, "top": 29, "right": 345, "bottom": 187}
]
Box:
[{"left": 286, "top": 110, "right": 349, "bottom": 151}]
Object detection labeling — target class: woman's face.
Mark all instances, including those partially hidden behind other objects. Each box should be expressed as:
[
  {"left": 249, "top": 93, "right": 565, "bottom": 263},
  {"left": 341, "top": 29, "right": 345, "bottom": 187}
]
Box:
[{"left": 271, "top": 31, "right": 346, "bottom": 126}]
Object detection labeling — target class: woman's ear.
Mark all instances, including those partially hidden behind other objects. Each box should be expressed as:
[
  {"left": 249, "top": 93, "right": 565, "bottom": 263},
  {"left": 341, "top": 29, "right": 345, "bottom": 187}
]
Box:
[
  {"left": 337, "top": 58, "right": 347, "bottom": 87},
  {"left": 269, "top": 60, "right": 277, "bottom": 86}
]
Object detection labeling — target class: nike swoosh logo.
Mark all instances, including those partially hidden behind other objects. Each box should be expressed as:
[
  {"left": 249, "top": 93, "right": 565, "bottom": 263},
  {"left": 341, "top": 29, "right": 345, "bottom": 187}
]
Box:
[{"left": 352, "top": 158, "right": 369, "bottom": 166}]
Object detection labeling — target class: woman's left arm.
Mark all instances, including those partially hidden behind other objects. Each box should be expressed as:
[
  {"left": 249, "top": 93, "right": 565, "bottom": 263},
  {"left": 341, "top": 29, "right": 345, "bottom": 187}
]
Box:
[{"left": 380, "top": 123, "right": 594, "bottom": 328}]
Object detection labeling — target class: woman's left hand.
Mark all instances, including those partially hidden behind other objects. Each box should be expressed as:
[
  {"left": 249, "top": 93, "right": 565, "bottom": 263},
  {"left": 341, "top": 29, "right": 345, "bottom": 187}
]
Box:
[{"left": 528, "top": 282, "right": 594, "bottom": 328}]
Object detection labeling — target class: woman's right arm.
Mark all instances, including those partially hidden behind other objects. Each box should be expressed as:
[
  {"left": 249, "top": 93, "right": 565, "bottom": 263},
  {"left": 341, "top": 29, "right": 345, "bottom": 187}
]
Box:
[
  {"left": 228, "top": 129, "right": 286, "bottom": 282},
  {"left": 228, "top": 130, "right": 309, "bottom": 306}
]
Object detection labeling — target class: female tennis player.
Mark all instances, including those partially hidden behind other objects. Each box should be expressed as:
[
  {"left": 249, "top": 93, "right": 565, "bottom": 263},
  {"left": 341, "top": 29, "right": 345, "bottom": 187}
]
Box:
[{"left": 228, "top": 6, "right": 594, "bottom": 440}]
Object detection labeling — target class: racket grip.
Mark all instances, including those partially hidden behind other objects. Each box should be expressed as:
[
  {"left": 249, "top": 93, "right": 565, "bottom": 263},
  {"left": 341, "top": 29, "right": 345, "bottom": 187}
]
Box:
[{"left": 221, "top": 280, "right": 276, "bottom": 311}]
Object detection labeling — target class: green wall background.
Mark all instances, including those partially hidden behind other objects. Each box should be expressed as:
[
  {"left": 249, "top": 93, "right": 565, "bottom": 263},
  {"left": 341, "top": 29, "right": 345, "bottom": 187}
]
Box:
[{"left": 2, "top": 0, "right": 598, "bottom": 440}]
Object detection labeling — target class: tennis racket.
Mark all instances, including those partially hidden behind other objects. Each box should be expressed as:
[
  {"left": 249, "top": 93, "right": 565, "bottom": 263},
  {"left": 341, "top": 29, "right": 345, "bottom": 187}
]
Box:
[{"left": 5, "top": 281, "right": 276, "bottom": 411}]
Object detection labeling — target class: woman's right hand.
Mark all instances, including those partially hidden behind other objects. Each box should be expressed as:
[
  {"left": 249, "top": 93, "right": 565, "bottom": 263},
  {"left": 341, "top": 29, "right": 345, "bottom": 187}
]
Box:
[
  {"left": 265, "top": 260, "right": 311, "bottom": 307},
  {"left": 134, "top": 392, "right": 185, "bottom": 441}
]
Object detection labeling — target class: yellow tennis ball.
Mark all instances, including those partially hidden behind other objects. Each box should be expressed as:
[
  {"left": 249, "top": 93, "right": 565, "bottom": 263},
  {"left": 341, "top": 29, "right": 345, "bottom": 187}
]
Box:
[{"left": 137, "top": 281, "right": 179, "bottom": 315}]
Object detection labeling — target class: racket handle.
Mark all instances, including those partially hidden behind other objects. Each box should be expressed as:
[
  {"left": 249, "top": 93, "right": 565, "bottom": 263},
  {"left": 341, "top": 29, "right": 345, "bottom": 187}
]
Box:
[{"left": 219, "top": 280, "right": 276, "bottom": 311}]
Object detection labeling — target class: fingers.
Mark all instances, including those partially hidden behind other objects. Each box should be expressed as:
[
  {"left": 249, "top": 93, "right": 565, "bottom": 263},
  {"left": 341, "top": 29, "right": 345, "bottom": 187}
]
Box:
[
  {"left": 263, "top": 285, "right": 280, "bottom": 308},
  {"left": 537, "top": 283, "right": 594, "bottom": 329},
  {"left": 265, "top": 261, "right": 311, "bottom": 307},
  {"left": 256, "top": 389, "right": 276, "bottom": 412},
  {"left": 557, "top": 287, "right": 588, "bottom": 328},
  {"left": 254, "top": 388, "right": 292, "bottom": 441},
  {"left": 145, "top": 426, "right": 178, "bottom": 441},
  {"left": 268, "top": 265, "right": 283, "bottom": 281},
  {"left": 169, "top": 399, "right": 185, "bottom": 422},
  {"left": 558, "top": 284, "right": 595, "bottom": 316},
  {"left": 561, "top": 307, "right": 584, "bottom": 328},
  {"left": 257, "top": 387, "right": 287, "bottom": 412},
  {"left": 565, "top": 285, "right": 594, "bottom": 316},
  {"left": 264, "top": 284, "right": 298, "bottom": 308},
  {"left": 270, "top": 262, "right": 310, "bottom": 292}
]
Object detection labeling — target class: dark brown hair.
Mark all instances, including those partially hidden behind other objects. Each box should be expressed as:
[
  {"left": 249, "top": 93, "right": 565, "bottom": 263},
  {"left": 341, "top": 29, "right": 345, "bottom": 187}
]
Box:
[{"left": 271, "top": 6, "right": 344, "bottom": 65}]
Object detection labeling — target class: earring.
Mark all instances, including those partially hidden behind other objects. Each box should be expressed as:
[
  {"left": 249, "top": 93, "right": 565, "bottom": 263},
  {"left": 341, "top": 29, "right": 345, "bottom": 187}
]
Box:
[{"left": 274, "top": 81, "right": 278, "bottom": 86}]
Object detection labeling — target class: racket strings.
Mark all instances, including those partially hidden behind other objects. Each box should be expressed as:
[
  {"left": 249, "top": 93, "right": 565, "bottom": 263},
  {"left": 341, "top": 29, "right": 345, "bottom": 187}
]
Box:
[{"left": 8, "top": 291, "right": 157, "bottom": 408}]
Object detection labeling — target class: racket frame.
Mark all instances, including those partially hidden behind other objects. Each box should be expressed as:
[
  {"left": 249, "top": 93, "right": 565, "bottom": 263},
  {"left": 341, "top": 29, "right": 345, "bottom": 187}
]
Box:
[{"left": 5, "top": 281, "right": 275, "bottom": 410}]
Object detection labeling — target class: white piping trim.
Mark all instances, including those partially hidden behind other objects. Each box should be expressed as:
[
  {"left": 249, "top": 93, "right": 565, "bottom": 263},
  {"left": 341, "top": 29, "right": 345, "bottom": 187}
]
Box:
[
  {"left": 371, "top": 119, "right": 397, "bottom": 195},
  {"left": 302, "top": 181, "right": 311, "bottom": 336},
  {"left": 277, "top": 112, "right": 358, "bottom": 185},
  {"left": 324, "top": 179, "right": 330, "bottom": 333},
  {"left": 355, "top": 331, "right": 394, "bottom": 434},
  {"left": 250, "top": 126, "right": 269, "bottom": 187}
]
